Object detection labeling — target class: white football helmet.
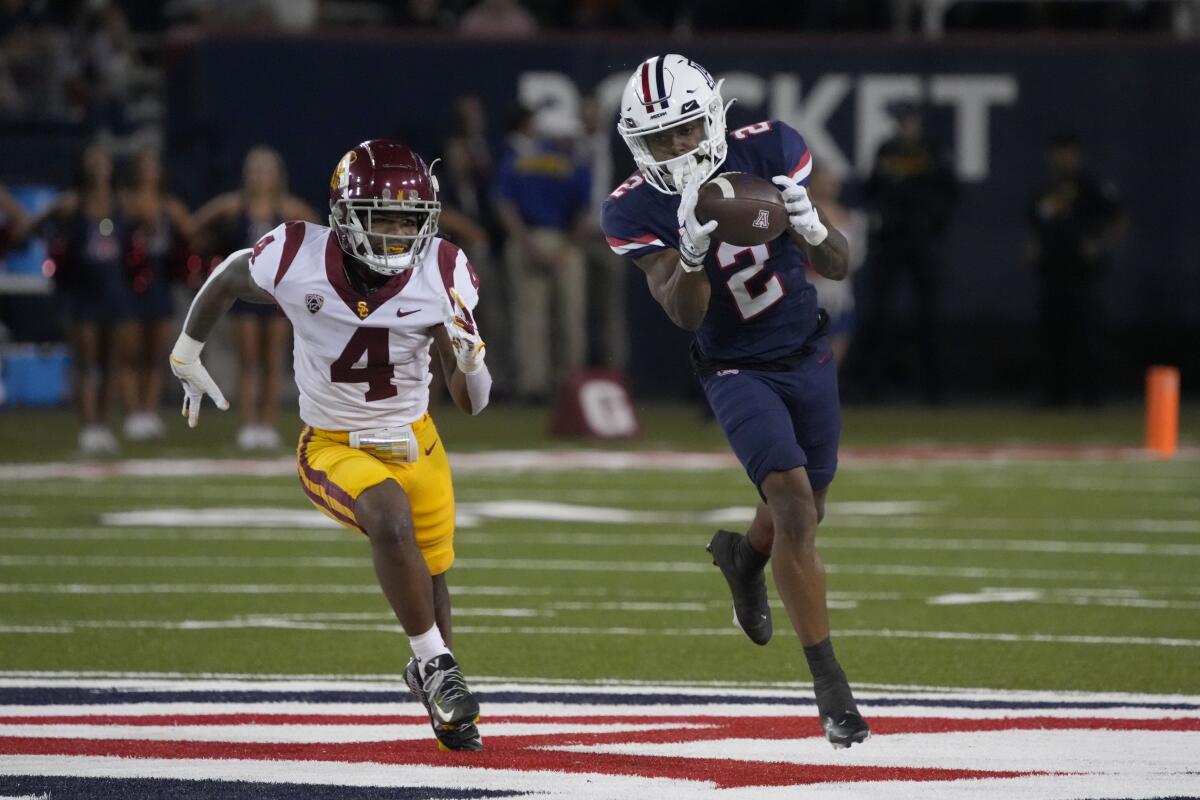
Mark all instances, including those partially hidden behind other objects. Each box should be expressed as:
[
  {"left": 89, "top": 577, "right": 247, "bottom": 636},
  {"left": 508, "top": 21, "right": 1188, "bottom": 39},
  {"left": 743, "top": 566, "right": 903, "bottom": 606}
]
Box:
[{"left": 617, "top": 54, "right": 730, "bottom": 194}]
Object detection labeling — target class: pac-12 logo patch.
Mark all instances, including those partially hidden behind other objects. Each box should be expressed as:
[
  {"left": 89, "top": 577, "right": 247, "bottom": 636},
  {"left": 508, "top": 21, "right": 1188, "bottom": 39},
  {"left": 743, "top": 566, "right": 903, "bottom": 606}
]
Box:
[
  {"left": 304, "top": 293, "right": 324, "bottom": 314},
  {"left": 752, "top": 209, "right": 770, "bottom": 229}
]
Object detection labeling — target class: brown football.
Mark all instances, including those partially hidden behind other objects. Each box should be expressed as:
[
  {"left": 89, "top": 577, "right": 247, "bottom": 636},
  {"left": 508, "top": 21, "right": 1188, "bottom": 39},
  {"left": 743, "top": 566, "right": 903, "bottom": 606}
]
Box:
[{"left": 695, "top": 172, "right": 789, "bottom": 247}]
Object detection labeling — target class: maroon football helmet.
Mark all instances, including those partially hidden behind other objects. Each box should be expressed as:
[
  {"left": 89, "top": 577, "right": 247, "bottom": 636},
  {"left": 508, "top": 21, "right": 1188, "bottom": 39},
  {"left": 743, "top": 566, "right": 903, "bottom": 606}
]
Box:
[{"left": 329, "top": 139, "right": 441, "bottom": 275}]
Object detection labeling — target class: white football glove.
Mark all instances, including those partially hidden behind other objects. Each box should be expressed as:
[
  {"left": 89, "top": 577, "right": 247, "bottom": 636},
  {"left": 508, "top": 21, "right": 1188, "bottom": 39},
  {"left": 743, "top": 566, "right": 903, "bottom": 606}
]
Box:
[
  {"left": 442, "top": 288, "right": 486, "bottom": 375},
  {"left": 169, "top": 333, "right": 228, "bottom": 428},
  {"left": 677, "top": 178, "right": 718, "bottom": 272},
  {"left": 772, "top": 174, "right": 828, "bottom": 246}
]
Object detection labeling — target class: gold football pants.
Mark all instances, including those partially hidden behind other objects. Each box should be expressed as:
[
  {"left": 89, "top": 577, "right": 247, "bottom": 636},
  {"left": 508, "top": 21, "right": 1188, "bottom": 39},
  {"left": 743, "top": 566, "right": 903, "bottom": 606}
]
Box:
[{"left": 296, "top": 413, "right": 456, "bottom": 575}]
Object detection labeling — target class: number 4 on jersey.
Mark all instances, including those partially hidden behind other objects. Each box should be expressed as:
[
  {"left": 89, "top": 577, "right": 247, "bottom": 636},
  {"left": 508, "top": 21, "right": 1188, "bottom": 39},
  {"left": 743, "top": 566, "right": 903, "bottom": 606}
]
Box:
[{"left": 331, "top": 327, "right": 397, "bottom": 401}]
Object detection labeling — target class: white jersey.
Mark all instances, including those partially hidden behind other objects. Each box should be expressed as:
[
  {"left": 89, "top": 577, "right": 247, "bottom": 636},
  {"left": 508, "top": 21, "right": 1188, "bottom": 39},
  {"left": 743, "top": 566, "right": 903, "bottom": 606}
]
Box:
[{"left": 247, "top": 221, "right": 480, "bottom": 431}]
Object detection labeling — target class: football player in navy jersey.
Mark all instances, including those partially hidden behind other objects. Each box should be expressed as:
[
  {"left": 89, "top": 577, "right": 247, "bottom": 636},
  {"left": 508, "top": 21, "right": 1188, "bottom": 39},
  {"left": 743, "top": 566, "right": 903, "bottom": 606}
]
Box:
[{"left": 601, "top": 54, "right": 869, "bottom": 748}]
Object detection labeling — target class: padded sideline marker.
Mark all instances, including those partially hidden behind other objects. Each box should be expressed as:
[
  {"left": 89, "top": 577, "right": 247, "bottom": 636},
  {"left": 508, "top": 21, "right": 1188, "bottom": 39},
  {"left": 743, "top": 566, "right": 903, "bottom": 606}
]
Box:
[{"left": 1145, "top": 365, "right": 1180, "bottom": 458}]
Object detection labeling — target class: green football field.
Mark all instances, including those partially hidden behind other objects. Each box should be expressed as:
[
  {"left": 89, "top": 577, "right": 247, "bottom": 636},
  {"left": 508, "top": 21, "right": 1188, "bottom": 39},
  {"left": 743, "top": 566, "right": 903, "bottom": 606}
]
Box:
[{"left": 0, "top": 402, "right": 1197, "bottom": 695}]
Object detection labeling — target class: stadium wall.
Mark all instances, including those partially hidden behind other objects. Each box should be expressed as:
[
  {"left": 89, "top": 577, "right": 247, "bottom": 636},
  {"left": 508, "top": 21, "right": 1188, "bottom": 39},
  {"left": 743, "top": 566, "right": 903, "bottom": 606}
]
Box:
[{"left": 163, "top": 33, "right": 1199, "bottom": 398}]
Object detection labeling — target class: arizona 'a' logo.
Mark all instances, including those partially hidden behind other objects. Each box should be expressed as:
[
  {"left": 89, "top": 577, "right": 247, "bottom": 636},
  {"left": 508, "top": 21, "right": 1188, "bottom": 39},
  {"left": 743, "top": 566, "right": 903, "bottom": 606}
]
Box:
[
  {"left": 752, "top": 209, "right": 771, "bottom": 229},
  {"left": 304, "top": 293, "right": 324, "bottom": 314}
]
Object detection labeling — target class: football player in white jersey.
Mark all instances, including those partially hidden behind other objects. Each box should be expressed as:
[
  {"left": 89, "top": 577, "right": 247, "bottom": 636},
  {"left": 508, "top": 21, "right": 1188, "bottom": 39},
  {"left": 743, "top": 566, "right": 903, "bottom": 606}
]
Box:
[{"left": 168, "top": 140, "right": 491, "bottom": 751}]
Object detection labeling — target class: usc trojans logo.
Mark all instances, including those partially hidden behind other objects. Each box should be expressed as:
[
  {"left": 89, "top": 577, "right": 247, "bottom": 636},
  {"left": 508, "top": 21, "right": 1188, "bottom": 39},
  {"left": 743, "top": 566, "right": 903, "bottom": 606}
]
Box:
[
  {"left": 356, "top": 300, "right": 369, "bottom": 319},
  {"left": 330, "top": 150, "right": 357, "bottom": 192}
]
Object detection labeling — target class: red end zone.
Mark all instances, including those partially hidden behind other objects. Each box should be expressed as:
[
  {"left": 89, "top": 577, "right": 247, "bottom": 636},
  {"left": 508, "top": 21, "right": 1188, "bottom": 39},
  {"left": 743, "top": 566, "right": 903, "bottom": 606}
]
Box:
[{"left": 0, "top": 677, "right": 1198, "bottom": 797}]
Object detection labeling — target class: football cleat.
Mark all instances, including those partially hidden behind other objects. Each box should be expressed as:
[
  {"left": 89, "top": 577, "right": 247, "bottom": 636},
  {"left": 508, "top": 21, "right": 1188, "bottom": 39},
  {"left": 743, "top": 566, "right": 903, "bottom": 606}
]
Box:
[
  {"left": 815, "top": 678, "right": 871, "bottom": 749},
  {"left": 706, "top": 529, "right": 772, "bottom": 645},
  {"left": 404, "top": 655, "right": 482, "bottom": 751},
  {"left": 822, "top": 710, "right": 872, "bottom": 749}
]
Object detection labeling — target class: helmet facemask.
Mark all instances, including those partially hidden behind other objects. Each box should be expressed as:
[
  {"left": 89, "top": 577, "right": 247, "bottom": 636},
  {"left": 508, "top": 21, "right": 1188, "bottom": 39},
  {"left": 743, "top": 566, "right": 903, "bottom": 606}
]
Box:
[
  {"left": 331, "top": 197, "right": 440, "bottom": 276},
  {"left": 619, "top": 77, "right": 730, "bottom": 194}
]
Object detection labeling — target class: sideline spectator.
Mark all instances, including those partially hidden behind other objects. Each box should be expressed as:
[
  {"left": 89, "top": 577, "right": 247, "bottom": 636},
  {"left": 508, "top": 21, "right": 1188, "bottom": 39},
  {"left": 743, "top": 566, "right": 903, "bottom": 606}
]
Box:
[
  {"left": 494, "top": 105, "right": 591, "bottom": 401},
  {"left": 31, "top": 140, "right": 135, "bottom": 454},
  {"left": 438, "top": 96, "right": 511, "bottom": 394},
  {"left": 576, "top": 93, "right": 627, "bottom": 369},
  {"left": 805, "top": 164, "right": 867, "bottom": 367},
  {"left": 1027, "top": 132, "right": 1126, "bottom": 407},
  {"left": 857, "top": 101, "right": 958, "bottom": 404},
  {"left": 0, "top": 184, "right": 31, "bottom": 253},
  {"left": 0, "top": 2, "right": 73, "bottom": 120},
  {"left": 119, "top": 148, "right": 192, "bottom": 440},
  {"left": 192, "top": 145, "right": 319, "bottom": 450},
  {"left": 0, "top": 183, "right": 20, "bottom": 407},
  {"left": 441, "top": 96, "right": 496, "bottom": 236},
  {"left": 65, "top": 1, "right": 136, "bottom": 132}
]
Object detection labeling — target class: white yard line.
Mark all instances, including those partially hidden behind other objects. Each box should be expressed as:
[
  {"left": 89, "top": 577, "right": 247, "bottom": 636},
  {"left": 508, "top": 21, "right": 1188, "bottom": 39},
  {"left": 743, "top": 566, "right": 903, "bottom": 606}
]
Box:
[
  {"left": 826, "top": 536, "right": 1200, "bottom": 556},
  {"left": 0, "top": 581, "right": 1193, "bottom": 610},
  {"left": 0, "top": 447, "right": 1195, "bottom": 483},
  {"left": 0, "top": 555, "right": 371, "bottom": 568},
  {"left": 4, "top": 516, "right": 1200, "bottom": 542},
  {"left": 0, "top": 582, "right": 384, "bottom": 595},
  {"left": 0, "top": 484, "right": 303, "bottom": 500},
  {"left": 41, "top": 501, "right": 936, "bottom": 531},
  {"left": 929, "top": 588, "right": 1200, "bottom": 610},
  {"left": 0, "top": 552, "right": 1182, "bottom": 583},
  {"left": 824, "top": 516, "right": 1200, "bottom": 535},
  {"left": 456, "top": 531, "right": 1200, "bottom": 556},
  {"left": 0, "top": 528, "right": 347, "bottom": 542},
  {"left": 0, "top": 583, "right": 601, "bottom": 598},
  {"left": 0, "top": 616, "right": 1196, "bottom": 647},
  {"left": 0, "top": 582, "right": 890, "bottom": 603}
]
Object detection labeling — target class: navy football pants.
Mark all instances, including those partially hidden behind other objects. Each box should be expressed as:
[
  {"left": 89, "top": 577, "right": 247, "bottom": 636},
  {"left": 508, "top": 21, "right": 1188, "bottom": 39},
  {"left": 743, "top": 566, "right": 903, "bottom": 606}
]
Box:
[{"left": 700, "top": 336, "right": 841, "bottom": 493}]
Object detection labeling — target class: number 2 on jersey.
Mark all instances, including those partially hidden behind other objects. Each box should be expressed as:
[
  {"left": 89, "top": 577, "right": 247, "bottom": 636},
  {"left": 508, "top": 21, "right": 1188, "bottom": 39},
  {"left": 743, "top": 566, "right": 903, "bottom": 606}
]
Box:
[
  {"left": 331, "top": 327, "right": 397, "bottom": 401},
  {"left": 717, "top": 241, "right": 784, "bottom": 320}
]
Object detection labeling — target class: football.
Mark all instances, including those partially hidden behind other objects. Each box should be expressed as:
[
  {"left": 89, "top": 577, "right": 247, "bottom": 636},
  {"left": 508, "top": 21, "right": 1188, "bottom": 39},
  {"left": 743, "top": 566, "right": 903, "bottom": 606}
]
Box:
[{"left": 695, "top": 172, "right": 789, "bottom": 247}]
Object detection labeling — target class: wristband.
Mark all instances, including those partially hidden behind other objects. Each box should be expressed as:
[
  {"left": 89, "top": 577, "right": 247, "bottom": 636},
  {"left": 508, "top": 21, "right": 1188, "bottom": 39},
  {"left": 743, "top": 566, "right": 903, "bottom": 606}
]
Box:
[
  {"left": 802, "top": 221, "right": 829, "bottom": 247},
  {"left": 170, "top": 333, "right": 205, "bottom": 364}
]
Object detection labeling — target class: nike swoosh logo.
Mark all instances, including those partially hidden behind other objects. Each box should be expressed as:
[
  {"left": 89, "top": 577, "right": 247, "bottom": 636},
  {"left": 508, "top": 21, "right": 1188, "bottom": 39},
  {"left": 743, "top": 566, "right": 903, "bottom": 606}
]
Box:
[
  {"left": 397, "top": 309, "right": 419, "bottom": 318},
  {"left": 431, "top": 700, "right": 457, "bottom": 725},
  {"left": 424, "top": 439, "right": 438, "bottom": 456}
]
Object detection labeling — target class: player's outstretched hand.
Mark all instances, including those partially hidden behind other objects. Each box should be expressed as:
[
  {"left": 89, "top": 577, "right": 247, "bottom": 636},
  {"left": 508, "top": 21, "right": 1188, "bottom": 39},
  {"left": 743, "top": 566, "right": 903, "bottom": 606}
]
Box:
[
  {"left": 442, "top": 288, "right": 486, "bottom": 375},
  {"left": 772, "top": 175, "right": 828, "bottom": 246},
  {"left": 677, "top": 178, "right": 718, "bottom": 272},
  {"left": 168, "top": 334, "right": 228, "bottom": 428}
]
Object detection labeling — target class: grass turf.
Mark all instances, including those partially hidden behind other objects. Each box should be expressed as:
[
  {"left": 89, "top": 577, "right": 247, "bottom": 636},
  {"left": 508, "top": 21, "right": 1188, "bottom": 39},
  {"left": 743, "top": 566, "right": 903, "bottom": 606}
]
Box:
[{"left": 0, "top": 403, "right": 1197, "bottom": 694}]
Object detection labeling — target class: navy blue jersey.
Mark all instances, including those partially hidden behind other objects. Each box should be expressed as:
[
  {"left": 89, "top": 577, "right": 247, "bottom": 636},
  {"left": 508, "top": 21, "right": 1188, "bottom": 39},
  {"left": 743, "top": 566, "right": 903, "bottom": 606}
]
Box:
[{"left": 601, "top": 120, "right": 817, "bottom": 362}]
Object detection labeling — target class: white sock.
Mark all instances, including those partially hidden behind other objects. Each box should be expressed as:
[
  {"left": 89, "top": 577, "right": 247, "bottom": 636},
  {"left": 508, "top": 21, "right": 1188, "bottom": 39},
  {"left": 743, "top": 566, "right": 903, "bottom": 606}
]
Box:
[{"left": 409, "top": 623, "right": 450, "bottom": 665}]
